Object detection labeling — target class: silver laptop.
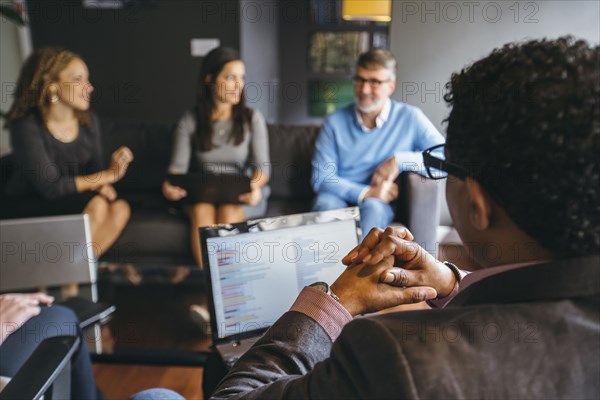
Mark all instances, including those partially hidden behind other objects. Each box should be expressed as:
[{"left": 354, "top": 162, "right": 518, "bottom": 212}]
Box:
[
  {"left": 0, "top": 214, "right": 97, "bottom": 296},
  {"left": 200, "top": 207, "right": 361, "bottom": 366}
]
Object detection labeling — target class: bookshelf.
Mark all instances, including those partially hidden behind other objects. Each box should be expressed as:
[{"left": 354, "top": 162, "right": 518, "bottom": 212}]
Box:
[{"left": 306, "top": 0, "right": 390, "bottom": 117}]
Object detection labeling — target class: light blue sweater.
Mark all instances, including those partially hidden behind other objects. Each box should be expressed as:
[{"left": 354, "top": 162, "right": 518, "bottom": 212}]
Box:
[{"left": 311, "top": 101, "right": 444, "bottom": 203}]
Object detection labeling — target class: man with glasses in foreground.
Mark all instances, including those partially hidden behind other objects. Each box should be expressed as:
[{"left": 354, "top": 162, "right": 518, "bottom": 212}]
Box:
[
  {"left": 208, "top": 37, "right": 600, "bottom": 399},
  {"left": 311, "top": 49, "right": 444, "bottom": 237}
]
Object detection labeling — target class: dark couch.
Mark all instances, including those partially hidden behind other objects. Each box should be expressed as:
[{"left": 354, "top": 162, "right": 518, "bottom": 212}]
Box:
[
  {"left": 1, "top": 120, "right": 440, "bottom": 265},
  {"left": 99, "top": 121, "right": 324, "bottom": 265}
]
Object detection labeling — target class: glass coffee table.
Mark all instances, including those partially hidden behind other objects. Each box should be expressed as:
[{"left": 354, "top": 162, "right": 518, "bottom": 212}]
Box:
[{"left": 90, "top": 262, "right": 212, "bottom": 366}]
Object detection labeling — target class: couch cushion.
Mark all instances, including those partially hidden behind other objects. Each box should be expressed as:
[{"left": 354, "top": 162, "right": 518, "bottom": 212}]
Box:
[
  {"left": 0, "top": 154, "right": 15, "bottom": 189},
  {"left": 100, "top": 207, "right": 193, "bottom": 265},
  {"left": 267, "top": 125, "right": 319, "bottom": 201},
  {"left": 265, "top": 198, "right": 312, "bottom": 218},
  {"left": 101, "top": 120, "right": 320, "bottom": 203},
  {"left": 100, "top": 119, "right": 176, "bottom": 192}
]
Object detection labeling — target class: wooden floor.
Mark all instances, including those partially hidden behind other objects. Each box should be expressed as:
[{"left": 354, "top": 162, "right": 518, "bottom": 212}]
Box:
[{"left": 93, "top": 364, "right": 204, "bottom": 399}]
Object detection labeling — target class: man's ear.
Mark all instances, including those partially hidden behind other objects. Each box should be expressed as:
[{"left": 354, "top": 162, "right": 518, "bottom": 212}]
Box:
[
  {"left": 387, "top": 79, "right": 396, "bottom": 96},
  {"left": 465, "top": 177, "right": 492, "bottom": 230},
  {"left": 204, "top": 74, "right": 212, "bottom": 84}
]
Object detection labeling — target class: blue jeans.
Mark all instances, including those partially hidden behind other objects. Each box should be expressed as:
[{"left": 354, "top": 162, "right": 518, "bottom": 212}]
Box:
[
  {"left": 0, "top": 305, "right": 102, "bottom": 399},
  {"left": 129, "top": 388, "right": 185, "bottom": 400},
  {"left": 312, "top": 192, "right": 394, "bottom": 239}
]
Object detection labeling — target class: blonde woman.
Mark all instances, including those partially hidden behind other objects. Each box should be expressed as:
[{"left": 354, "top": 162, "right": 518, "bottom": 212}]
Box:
[{"left": 4, "top": 47, "right": 133, "bottom": 257}]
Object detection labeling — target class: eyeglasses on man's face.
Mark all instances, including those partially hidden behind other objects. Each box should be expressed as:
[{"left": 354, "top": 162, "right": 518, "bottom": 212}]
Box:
[
  {"left": 352, "top": 76, "right": 391, "bottom": 88},
  {"left": 422, "top": 143, "right": 469, "bottom": 180}
]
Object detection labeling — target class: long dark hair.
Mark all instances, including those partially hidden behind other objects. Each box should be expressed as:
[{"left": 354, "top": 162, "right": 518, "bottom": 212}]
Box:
[{"left": 195, "top": 47, "right": 252, "bottom": 151}]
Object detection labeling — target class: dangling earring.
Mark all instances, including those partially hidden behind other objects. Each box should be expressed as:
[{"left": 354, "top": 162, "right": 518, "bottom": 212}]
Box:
[{"left": 50, "top": 94, "right": 59, "bottom": 103}]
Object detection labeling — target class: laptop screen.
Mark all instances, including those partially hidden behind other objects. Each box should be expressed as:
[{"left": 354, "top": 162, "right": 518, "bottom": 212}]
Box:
[
  {"left": 201, "top": 207, "right": 360, "bottom": 341},
  {"left": 0, "top": 214, "right": 97, "bottom": 293}
]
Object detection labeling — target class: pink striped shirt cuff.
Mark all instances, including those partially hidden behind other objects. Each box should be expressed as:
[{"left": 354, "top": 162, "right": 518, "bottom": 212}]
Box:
[
  {"left": 289, "top": 286, "right": 353, "bottom": 341},
  {"left": 428, "top": 261, "right": 542, "bottom": 308}
]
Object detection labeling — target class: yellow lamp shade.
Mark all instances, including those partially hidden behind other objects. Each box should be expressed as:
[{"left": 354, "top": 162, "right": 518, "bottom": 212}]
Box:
[{"left": 342, "top": 0, "right": 392, "bottom": 22}]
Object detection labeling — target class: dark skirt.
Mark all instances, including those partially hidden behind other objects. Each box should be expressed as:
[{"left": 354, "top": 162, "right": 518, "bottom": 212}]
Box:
[{"left": 0, "top": 191, "right": 98, "bottom": 219}]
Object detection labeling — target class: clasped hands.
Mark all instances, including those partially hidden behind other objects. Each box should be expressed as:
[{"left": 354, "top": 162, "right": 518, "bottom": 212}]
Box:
[
  {"left": 365, "top": 156, "right": 400, "bottom": 203},
  {"left": 330, "top": 226, "right": 457, "bottom": 317}
]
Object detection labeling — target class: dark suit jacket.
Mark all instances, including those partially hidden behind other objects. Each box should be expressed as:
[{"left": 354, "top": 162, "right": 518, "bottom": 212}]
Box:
[{"left": 211, "top": 256, "right": 600, "bottom": 399}]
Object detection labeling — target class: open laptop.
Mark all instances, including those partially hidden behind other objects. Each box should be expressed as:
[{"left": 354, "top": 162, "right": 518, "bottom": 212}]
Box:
[
  {"left": 200, "top": 207, "right": 361, "bottom": 367},
  {"left": 0, "top": 214, "right": 115, "bottom": 327}
]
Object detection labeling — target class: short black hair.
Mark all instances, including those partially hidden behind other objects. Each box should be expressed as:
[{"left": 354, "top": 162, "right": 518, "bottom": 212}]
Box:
[{"left": 444, "top": 36, "right": 599, "bottom": 256}]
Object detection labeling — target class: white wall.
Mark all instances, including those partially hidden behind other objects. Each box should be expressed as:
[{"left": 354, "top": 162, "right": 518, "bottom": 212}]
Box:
[
  {"left": 389, "top": 0, "right": 599, "bottom": 227},
  {"left": 390, "top": 0, "right": 600, "bottom": 133},
  {"left": 0, "top": 19, "right": 23, "bottom": 155},
  {"left": 240, "top": 0, "right": 280, "bottom": 123}
]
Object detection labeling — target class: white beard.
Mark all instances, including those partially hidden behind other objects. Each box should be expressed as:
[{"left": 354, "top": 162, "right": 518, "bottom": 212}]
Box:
[{"left": 356, "top": 97, "right": 386, "bottom": 114}]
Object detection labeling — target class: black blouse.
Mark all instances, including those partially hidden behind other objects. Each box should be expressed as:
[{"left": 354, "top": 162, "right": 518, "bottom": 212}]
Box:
[{"left": 5, "top": 112, "right": 105, "bottom": 200}]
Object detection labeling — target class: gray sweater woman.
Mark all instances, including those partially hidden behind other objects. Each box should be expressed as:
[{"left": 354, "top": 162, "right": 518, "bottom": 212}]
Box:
[{"left": 168, "top": 108, "right": 271, "bottom": 217}]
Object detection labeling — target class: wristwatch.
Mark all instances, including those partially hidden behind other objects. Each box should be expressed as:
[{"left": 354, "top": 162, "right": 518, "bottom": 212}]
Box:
[
  {"left": 443, "top": 261, "right": 463, "bottom": 284},
  {"left": 309, "top": 281, "right": 340, "bottom": 302}
]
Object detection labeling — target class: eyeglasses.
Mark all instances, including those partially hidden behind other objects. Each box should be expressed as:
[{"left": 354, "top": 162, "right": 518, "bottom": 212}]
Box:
[
  {"left": 422, "top": 143, "right": 469, "bottom": 180},
  {"left": 352, "top": 76, "right": 391, "bottom": 88}
]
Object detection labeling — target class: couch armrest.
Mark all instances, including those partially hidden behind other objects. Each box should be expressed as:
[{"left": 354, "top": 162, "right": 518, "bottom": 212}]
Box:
[
  {"left": 396, "top": 172, "right": 441, "bottom": 254},
  {"left": 0, "top": 336, "right": 79, "bottom": 400}
]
